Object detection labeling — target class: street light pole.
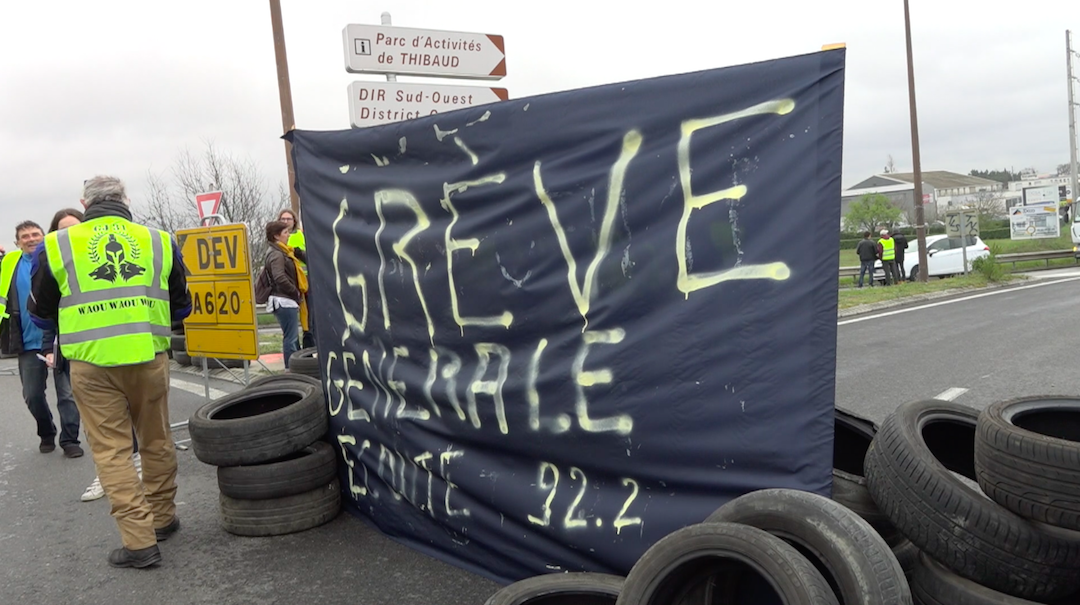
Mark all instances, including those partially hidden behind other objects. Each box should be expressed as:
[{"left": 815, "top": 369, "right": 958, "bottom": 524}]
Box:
[
  {"left": 1067, "top": 30, "right": 1078, "bottom": 217},
  {"left": 904, "top": 0, "right": 929, "bottom": 282},
  {"left": 269, "top": 0, "right": 300, "bottom": 217}
]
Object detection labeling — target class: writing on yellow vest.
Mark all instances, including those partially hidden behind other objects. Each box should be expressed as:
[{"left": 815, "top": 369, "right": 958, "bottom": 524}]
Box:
[
  {"left": 44, "top": 217, "right": 174, "bottom": 367},
  {"left": 879, "top": 236, "right": 895, "bottom": 261}
]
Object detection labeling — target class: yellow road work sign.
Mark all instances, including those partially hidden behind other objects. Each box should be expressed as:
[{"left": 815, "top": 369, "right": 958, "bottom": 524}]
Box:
[{"left": 176, "top": 223, "right": 258, "bottom": 359}]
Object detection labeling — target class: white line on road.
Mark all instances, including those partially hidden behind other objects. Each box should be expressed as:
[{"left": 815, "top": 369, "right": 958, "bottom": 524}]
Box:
[
  {"left": 170, "top": 378, "right": 227, "bottom": 400},
  {"left": 934, "top": 387, "right": 969, "bottom": 401},
  {"left": 838, "top": 276, "right": 1080, "bottom": 326}
]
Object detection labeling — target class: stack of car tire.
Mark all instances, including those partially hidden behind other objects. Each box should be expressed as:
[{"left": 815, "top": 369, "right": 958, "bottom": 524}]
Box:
[
  {"left": 188, "top": 373, "right": 340, "bottom": 537},
  {"left": 483, "top": 398, "right": 1080, "bottom": 604},
  {"left": 861, "top": 397, "right": 1080, "bottom": 604}
]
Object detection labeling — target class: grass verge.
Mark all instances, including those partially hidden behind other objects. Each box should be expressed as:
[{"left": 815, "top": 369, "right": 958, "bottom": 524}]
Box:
[
  {"left": 837, "top": 273, "right": 1019, "bottom": 310},
  {"left": 259, "top": 333, "right": 283, "bottom": 355}
]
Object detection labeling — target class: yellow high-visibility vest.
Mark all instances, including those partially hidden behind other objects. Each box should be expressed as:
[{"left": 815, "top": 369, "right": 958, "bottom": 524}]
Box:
[
  {"left": 0, "top": 251, "right": 23, "bottom": 320},
  {"left": 880, "top": 236, "right": 895, "bottom": 261},
  {"left": 44, "top": 217, "right": 173, "bottom": 366}
]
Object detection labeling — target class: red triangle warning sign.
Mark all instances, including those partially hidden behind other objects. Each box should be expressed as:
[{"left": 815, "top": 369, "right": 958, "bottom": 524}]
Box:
[{"left": 195, "top": 191, "right": 222, "bottom": 220}]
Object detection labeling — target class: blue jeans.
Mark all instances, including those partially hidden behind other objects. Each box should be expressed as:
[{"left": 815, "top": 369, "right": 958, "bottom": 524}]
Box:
[
  {"left": 274, "top": 307, "right": 300, "bottom": 369},
  {"left": 858, "top": 260, "right": 876, "bottom": 288},
  {"left": 18, "top": 352, "right": 80, "bottom": 446}
]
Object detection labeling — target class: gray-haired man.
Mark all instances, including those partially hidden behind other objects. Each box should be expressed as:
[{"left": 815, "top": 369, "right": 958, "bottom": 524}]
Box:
[{"left": 29, "top": 176, "right": 191, "bottom": 568}]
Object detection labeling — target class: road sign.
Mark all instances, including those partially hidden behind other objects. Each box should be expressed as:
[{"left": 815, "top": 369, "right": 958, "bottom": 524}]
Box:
[
  {"left": 348, "top": 82, "right": 508, "bottom": 128},
  {"left": 1009, "top": 205, "right": 1060, "bottom": 240},
  {"left": 342, "top": 24, "right": 506, "bottom": 79},
  {"left": 945, "top": 210, "right": 979, "bottom": 238},
  {"left": 195, "top": 191, "right": 222, "bottom": 220},
  {"left": 175, "top": 223, "right": 258, "bottom": 359}
]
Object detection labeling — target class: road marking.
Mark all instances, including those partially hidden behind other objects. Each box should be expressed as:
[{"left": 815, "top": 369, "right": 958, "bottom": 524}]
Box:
[
  {"left": 170, "top": 378, "right": 228, "bottom": 400},
  {"left": 935, "top": 387, "right": 968, "bottom": 401},
  {"left": 838, "top": 276, "right": 1080, "bottom": 326}
]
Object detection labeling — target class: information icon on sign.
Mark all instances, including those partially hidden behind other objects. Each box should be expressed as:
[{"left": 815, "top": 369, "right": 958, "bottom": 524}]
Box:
[{"left": 354, "top": 38, "right": 371, "bottom": 55}]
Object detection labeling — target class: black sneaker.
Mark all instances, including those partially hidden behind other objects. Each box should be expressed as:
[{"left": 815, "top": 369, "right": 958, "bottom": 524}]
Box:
[
  {"left": 107, "top": 544, "right": 162, "bottom": 569},
  {"left": 154, "top": 516, "right": 180, "bottom": 541},
  {"left": 39, "top": 439, "right": 55, "bottom": 454},
  {"left": 62, "top": 444, "right": 84, "bottom": 458}
]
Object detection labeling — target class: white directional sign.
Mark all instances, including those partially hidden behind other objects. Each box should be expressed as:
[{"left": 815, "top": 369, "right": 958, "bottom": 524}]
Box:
[
  {"left": 343, "top": 24, "right": 506, "bottom": 79},
  {"left": 348, "top": 82, "right": 508, "bottom": 128}
]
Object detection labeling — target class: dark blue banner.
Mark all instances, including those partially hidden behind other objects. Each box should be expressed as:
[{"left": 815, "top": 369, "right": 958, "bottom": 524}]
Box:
[{"left": 288, "top": 49, "right": 845, "bottom": 583}]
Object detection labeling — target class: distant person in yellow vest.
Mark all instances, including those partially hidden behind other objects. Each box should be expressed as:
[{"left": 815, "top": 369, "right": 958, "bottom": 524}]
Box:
[
  {"left": 278, "top": 208, "right": 315, "bottom": 348},
  {"left": 877, "top": 229, "right": 900, "bottom": 286},
  {"left": 0, "top": 220, "right": 82, "bottom": 457},
  {"left": 28, "top": 175, "right": 192, "bottom": 569}
]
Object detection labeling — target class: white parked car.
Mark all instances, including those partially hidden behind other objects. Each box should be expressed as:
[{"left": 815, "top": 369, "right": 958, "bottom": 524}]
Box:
[{"left": 874, "top": 234, "right": 990, "bottom": 282}]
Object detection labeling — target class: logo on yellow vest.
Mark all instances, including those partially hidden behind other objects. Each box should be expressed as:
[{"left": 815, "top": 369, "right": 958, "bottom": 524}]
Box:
[{"left": 87, "top": 232, "right": 146, "bottom": 283}]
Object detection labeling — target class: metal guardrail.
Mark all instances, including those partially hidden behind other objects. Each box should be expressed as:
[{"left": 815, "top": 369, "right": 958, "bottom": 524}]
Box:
[{"left": 840, "top": 249, "right": 1080, "bottom": 279}]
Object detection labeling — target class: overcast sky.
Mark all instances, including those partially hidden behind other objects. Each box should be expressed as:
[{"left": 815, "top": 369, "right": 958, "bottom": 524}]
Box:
[{"left": 1, "top": 1, "right": 1076, "bottom": 245}]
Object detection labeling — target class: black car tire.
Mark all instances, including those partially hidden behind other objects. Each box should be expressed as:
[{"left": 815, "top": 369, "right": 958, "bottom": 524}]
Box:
[
  {"left": 174, "top": 351, "right": 192, "bottom": 367},
  {"left": 217, "top": 441, "right": 337, "bottom": 500},
  {"left": 219, "top": 479, "right": 340, "bottom": 537},
  {"left": 865, "top": 399, "right": 1080, "bottom": 600},
  {"left": 975, "top": 395, "right": 1080, "bottom": 531},
  {"left": 832, "top": 407, "right": 899, "bottom": 539},
  {"left": 705, "top": 488, "right": 910, "bottom": 605},
  {"left": 615, "top": 522, "right": 838, "bottom": 605},
  {"left": 247, "top": 374, "right": 322, "bottom": 390},
  {"left": 170, "top": 335, "right": 185, "bottom": 352},
  {"left": 288, "top": 347, "right": 320, "bottom": 378},
  {"left": 484, "top": 573, "right": 623, "bottom": 605},
  {"left": 911, "top": 552, "right": 1044, "bottom": 605},
  {"left": 189, "top": 383, "right": 328, "bottom": 467}
]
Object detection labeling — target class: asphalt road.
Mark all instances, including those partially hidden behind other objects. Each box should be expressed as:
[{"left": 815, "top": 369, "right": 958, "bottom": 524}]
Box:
[
  {"left": 0, "top": 363, "right": 497, "bottom": 605},
  {"left": 836, "top": 270, "right": 1080, "bottom": 422},
  {"left": 4, "top": 272, "right": 1080, "bottom": 604}
]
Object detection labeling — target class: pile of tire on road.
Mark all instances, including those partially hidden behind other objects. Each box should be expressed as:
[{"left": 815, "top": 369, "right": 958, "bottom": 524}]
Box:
[
  {"left": 484, "top": 399, "right": 1080, "bottom": 604},
  {"left": 188, "top": 372, "right": 340, "bottom": 537},
  {"left": 859, "top": 397, "right": 1080, "bottom": 604}
]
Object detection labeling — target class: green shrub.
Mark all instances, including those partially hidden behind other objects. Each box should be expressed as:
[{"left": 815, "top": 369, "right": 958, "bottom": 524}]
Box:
[{"left": 971, "top": 253, "right": 1006, "bottom": 282}]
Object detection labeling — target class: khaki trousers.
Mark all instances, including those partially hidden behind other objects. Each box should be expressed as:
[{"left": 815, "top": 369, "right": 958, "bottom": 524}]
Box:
[{"left": 70, "top": 353, "right": 177, "bottom": 550}]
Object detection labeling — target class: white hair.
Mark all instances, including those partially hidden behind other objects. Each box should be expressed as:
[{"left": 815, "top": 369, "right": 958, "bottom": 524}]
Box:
[{"left": 82, "top": 175, "right": 129, "bottom": 207}]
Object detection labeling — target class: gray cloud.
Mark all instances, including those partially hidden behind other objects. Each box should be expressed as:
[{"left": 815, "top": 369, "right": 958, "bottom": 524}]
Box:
[{"left": 1, "top": 0, "right": 1075, "bottom": 246}]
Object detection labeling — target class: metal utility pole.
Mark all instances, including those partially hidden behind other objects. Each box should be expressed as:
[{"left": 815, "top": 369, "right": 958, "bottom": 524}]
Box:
[
  {"left": 904, "top": 0, "right": 928, "bottom": 282},
  {"left": 1068, "top": 30, "right": 1078, "bottom": 215},
  {"left": 270, "top": 0, "right": 300, "bottom": 216}
]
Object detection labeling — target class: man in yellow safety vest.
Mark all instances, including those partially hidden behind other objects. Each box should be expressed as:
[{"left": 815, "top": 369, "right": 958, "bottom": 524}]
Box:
[
  {"left": 877, "top": 229, "right": 900, "bottom": 286},
  {"left": 28, "top": 175, "right": 192, "bottom": 569}
]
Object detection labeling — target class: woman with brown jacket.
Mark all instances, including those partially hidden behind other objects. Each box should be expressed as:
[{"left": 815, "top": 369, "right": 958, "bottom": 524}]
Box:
[{"left": 263, "top": 220, "right": 308, "bottom": 369}]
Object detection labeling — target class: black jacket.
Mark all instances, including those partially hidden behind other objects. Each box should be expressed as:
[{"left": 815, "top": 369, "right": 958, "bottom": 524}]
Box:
[
  {"left": 855, "top": 238, "right": 878, "bottom": 262},
  {"left": 892, "top": 232, "right": 909, "bottom": 255}
]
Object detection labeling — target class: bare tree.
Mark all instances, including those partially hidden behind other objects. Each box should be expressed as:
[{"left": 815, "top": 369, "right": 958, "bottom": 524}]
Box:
[
  {"left": 884, "top": 154, "right": 897, "bottom": 174},
  {"left": 134, "top": 142, "right": 282, "bottom": 268},
  {"left": 963, "top": 191, "right": 1006, "bottom": 225}
]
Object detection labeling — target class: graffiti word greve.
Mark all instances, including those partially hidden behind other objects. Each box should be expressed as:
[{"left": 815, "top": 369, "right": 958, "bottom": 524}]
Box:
[
  {"left": 335, "top": 432, "right": 469, "bottom": 520},
  {"left": 527, "top": 462, "right": 643, "bottom": 535}
]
